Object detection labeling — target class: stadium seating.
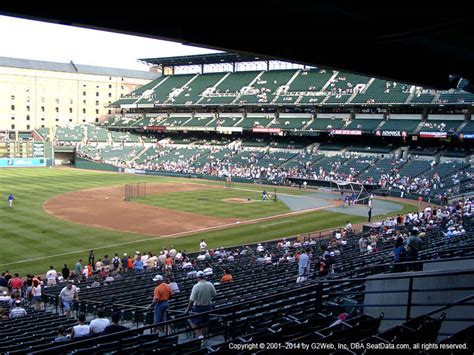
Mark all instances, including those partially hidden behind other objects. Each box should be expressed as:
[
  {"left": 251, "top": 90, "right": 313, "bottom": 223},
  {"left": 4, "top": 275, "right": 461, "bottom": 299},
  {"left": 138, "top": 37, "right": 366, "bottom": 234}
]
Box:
[
  {"left": 351, "top": 79, "right": 410, "bottom": 104},
  {"left": 86, "top": 125, "right": 108, "bottom": 143},
  {"left": 345, "top": 118, "right": 383, "bottom": 132},
  {"left": 172, "top": 73, "right": 226, "bottom": 105},
  {"left": 54, "top": 126, "right": 84, "bottom": 143},
  {"left": 136, "top": 74, "right": 195, "bottom": 104}
]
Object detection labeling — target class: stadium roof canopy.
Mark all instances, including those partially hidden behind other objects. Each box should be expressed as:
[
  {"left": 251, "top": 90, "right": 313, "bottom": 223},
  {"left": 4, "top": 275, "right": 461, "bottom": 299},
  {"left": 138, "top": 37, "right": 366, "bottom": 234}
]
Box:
[
  {"left": 139, "top": 53, "right": 283, "bottom": 67},
  {"left": 1, "top": 4, "right": 473, "bottom": 92}
]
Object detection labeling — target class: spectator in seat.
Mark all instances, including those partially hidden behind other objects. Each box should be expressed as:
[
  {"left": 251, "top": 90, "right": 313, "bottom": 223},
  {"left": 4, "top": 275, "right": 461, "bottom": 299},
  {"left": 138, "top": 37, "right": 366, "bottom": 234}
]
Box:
[
  {"left": 71, "top": 313, "right": 90, "bottom": 339},
  {"left": 9, "top": 299, "right": 27, "bottom": 318},
  {"left": 220, "top": 269, "right": 233, "bottom": 284},
  {"left": 90, "top": 308, "right": 110, "bottom": 335},
  {"left": 54, "top": 325, "right": 70, "bottom": 342},
  {"left": 0, "top": 290, "right": 11, "bottom": 302},
  {"left": 102, "top": 311, "right": 129, "bottom": 335}
]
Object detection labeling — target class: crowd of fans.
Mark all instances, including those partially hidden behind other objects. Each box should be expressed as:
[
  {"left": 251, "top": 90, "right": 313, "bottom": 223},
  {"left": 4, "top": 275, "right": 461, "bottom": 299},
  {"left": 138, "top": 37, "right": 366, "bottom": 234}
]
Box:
[{"left": 77, "top": 139, "right": 470, "bottom": 199}]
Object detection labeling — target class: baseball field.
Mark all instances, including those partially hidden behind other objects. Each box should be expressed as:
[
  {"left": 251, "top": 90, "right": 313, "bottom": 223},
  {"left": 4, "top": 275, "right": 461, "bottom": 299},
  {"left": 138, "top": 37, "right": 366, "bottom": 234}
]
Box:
[{"left": 0, "top": 167, "right": 417, "bottom": 276}]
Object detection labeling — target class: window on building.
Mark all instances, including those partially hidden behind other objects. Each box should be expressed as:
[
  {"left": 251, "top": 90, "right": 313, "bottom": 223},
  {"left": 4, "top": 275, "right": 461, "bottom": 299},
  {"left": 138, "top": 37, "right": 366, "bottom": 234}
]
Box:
[
  {"left": 83, "top": 109, "right": 86, "bottom": 114},
  {"left": 41, "top": 106, "right": 45, "bottom": 112},
  {"left": 96, "top": 109, "right": 99, "bottom": 114},
  {"left": 41, "top": 124, "right": 44, "bottom": 128},
  {"left": 95, "top": 118, "right": 99, "bottom": 122},
  {"left": 96, "top": 100, "right": 99, "bottom": 106},
  {"left": 83, "top": 100, "right": 86, "bottom": 105},
  {"left": 11, "top": 124, "right": 15, "bottom": 129},
  {"left": 11, "top": 116, "right": 15, "bottom": 120},
  {"left": 55, "top": 118, "right": 59, "bottom": 122},
  {"left": 26, "top": 125, "right": 30, "bottom": 130},
  {"left": 26, "top": 115, "right": 30, "bottom": 121},
  {"left": 83, "top": 91, "right": 86, "bottom": 96},
  {"left": 108, "top": 93, "right": 112, "bottom": 98},
  {"left": 55, "top": 107, "right": 59, "bottom": 113},
  {"left": 69, "top": 108, "right": 73, "bottom": 113},
  {"left": 108, "top": 110, "right": 112, "bottom": 115},
  {"left": 108, "top": 84, "right": 112, "bottom": 89},
  {"left": 69, "top": 119, "right": 73, "bottom": 122},
  {"left": 69, "top": 99, "right": 74, "bottom": 105},
  {"left": 82, "top": 119, "right": 86, "bottom": 123},
  {"left": 11, "top": 105, "right": 15, "bottom": 110},
  {"left": 11, "top": 95, "right": 15, "bottom": 100},
  {"left": 96, "top": 92, "right": 99, "bottom": 97},
  {"left": 26, "top": 105, "right": 30, "bottom": 111},
  {"left": 41, "top": 117, "right": 45, "bottom": 121}
]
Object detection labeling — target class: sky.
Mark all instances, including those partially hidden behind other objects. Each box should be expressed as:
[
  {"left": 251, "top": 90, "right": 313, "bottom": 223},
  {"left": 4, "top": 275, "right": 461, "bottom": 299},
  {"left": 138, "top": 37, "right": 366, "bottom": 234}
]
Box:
[{"left": 0, "top": 15, "right": 220, "bottom": 71}]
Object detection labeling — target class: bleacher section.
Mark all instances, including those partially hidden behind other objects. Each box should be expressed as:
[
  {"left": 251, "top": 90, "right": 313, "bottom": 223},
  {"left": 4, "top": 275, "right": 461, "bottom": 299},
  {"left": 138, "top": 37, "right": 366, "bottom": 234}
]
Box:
[
  {"left": 345, "top": 117, "right": 383, "bottom": 132},
  {"left": 306, "top": 116, "right": 346, "bottom": 131},
  {"left": 54, "top": 126, "right": 84, "bottom": 143},
  {"left": 172, "top": 73, "right": 226, "bottom": 105},
  {"left": 237, "top": 70, "right": 297, "bottom": 104},
  {"left": 419, "top": 115, "right": 465, "bottom": 134},
  {"left": 137, "top": 74, "right": 195, "bottom": 105},
  {"left": 351, "top": 79, "right": 410, "bottom": 104},
  {"left": 86, "top": 126, "right": 108, "bottom": 143}
]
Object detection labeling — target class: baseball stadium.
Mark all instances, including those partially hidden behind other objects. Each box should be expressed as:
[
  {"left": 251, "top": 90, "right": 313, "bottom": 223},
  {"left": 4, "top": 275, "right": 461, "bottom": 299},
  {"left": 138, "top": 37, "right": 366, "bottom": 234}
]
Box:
[{"left": 0, "top": 7, "right": 474, "bottom": 354}]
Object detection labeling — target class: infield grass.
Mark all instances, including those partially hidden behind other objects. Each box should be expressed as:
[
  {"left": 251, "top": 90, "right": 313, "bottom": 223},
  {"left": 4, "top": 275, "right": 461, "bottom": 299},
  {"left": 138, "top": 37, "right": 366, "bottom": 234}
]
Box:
[{"left": 133, "top": 189, "right": 290, "bottom": 219}]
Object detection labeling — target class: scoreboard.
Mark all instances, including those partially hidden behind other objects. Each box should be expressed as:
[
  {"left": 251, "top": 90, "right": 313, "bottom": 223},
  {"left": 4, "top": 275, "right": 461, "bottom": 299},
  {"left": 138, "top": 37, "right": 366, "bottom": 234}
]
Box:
[{"left": 0, "top": 141, "right": 45, "bottom": 158}]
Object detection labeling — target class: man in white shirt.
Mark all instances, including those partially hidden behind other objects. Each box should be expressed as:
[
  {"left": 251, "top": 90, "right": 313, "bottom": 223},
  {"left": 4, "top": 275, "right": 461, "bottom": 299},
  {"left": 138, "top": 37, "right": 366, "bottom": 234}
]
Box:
[
  {"left": 200, "top": 239, "right": 207, "bottom": 251},
  {"left": 59, "top": 281, "right": 79, "bottom": 317},
  {"left": 46, "top": 265, "right": 58, "bottom": 286},
  {"left": 0, "top": 290, "right": 11, "bottom": 302},
  {"left": 197, "top": 252, "right": 206, "bottom": 261},
  {"left": 89, "top": 308, "right": 110, "bottom": 335},
  {"left": 71, "top": 314, "right": 90, "bottom": 339}
]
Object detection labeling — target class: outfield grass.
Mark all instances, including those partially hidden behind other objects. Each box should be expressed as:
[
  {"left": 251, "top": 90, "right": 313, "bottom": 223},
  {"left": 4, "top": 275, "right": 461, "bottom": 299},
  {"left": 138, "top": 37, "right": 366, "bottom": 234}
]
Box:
[
  {"left": 133, "top": 189, "right": 290, "bottom": 219},
  {"left": 0, "top": 167, "right": 416, "bottom": 276}
]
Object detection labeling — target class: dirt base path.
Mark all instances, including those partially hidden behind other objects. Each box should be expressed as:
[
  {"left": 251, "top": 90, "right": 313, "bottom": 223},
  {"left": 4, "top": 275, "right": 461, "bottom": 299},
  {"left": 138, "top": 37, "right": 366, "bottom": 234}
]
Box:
[{"left": 44, "top": 183, "right": 238, "bottom": 236}]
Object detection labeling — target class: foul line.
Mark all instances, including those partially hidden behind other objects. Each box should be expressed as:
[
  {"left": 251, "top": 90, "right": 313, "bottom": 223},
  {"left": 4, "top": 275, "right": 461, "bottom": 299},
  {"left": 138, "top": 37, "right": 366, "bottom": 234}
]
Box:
[
  {"left": 260, "top": 219, "right": 295, "bottom": 228},
  {"left": 0, "top": 204, "right": 335, "bottom": 268}
]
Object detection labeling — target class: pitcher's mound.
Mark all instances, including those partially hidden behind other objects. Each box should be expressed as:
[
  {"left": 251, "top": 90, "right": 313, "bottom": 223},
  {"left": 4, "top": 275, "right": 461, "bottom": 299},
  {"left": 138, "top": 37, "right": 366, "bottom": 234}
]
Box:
[{"left": 223, "top": 198, "right": 254, "bottom": 204}]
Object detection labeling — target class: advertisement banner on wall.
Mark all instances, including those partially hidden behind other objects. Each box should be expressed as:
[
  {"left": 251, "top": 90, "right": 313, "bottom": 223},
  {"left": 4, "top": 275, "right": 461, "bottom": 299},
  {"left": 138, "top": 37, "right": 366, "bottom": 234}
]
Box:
[
  {"left": 252, "top": 127, "right": 282, "bottom": 134},
  {"left": 330, "top": 129, "right": 362, "bottom": 136},
  {"left": 0, "top": 158, "right": 46, "bottom": 168},
  {"left": 459, "top": 133, "right": 474, "bottom": 139},
  {"left": 419, "top": 131, "right": 448, "bottom": 138}
]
